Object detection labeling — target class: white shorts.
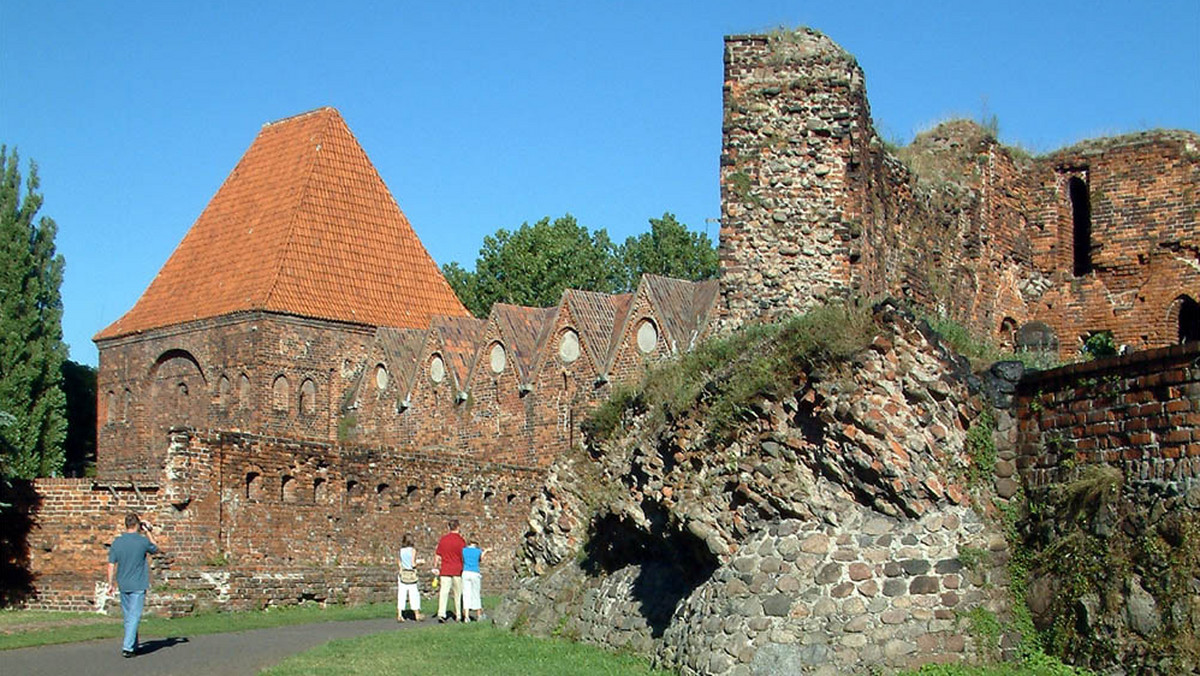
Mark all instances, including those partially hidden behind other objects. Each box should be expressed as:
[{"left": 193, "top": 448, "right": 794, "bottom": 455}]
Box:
[{"left": 462, "top": 570, "right": 482, "bottom": 610}]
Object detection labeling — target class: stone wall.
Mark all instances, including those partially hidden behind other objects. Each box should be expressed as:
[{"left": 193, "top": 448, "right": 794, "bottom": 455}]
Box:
[
  {"left": 496, "top": 304, "right": 1020, "bottom": 674},
  {"left": 720, "top": 29, "right": 1199, "bottom": 360}
]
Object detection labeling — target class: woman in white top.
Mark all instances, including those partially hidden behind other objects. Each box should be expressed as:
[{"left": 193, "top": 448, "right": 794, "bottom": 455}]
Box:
[{"left": 397, "top": 534, "right": 423, "bottom": 621}]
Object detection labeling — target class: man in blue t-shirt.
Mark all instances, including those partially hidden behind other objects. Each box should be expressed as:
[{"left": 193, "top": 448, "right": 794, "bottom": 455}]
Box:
[{"left": 107, "top": 512, "right": 160, "bottom": 657}]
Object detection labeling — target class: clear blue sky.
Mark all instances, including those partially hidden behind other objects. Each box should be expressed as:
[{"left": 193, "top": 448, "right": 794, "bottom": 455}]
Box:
[{"left": 2, "top": 1, "right": 1197, "bottom": 366}]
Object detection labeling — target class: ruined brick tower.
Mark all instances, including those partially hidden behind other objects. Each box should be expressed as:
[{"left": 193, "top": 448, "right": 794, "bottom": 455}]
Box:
[{"left": 720, "top": 29, "right": 1199, "bottom": 357}]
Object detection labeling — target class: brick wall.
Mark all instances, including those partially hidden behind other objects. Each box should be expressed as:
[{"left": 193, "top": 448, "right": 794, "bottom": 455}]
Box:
[
  {"left": 720, "top": 29, "right": 1199, "bottom": 361},
  {"left": 1015, "top": 342, "right": 1200, "bottom": 488}
]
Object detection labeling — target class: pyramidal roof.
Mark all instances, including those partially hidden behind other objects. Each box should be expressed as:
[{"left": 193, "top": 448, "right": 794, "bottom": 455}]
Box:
[{"left": 96, "top": 107, "right": 469, "bottom": 341}]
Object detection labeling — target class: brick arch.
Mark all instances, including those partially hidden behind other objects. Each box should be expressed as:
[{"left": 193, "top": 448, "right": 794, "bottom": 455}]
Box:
[
  {"left": 1168, "top": 295, "right": 1200, "bottom": 344},
  {"left": 272, "top": 375, "right": 290, "bottom": 412},
  {"left": 148, "top": 348, "right": 206, "bottom": 437},
  {"left": 299, "top": 378, "right": 317, "bottom": 416}
]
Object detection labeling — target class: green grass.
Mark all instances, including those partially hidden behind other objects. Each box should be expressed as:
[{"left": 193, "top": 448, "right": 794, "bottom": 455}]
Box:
[
  {"left": 584, "top": 301, "right": 877, "bottom": 446},
  {"left": 262, "top": 622, "right": 672, "bottom": 676},
  {"left": 0, "top": 600, "right": 405, "bottom": 650}
]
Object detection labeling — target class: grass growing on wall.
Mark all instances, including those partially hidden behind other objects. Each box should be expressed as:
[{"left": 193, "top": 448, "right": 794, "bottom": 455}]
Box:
[{"left": 583, "top": 301, "right": 878, "bottom": 447}]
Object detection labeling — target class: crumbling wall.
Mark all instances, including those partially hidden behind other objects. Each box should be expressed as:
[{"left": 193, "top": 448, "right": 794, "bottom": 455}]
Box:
[
  {"left": 497, "top": 304, "right": 1020, "bottom": 674},
  {"left": 719, "top": 29, "right": 1200, "bottom": 360},
  {"left": 1012, "top": 342, "right": 1200, "bottom": 672}
]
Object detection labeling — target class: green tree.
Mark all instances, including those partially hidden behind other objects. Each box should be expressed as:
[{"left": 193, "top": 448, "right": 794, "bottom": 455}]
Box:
[
  {"left": 0, "top": 146, "right": 67, "bottom": 478},
  {"left": 445, "top": 213, "right": 720, "bottom": 317},
  {"left": 443, "top": 214, "right": 620, "bottom": 317},
  {"left": 616, "top": 212, "right": 719, "bottom": 290},
  {"left": 61, "top": 360, "right": 96, "bottom": 477}
]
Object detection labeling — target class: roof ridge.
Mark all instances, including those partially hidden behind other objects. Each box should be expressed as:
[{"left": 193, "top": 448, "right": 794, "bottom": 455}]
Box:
[
  {"left": 262, "top": 111, "right": 331, "bottom": 313},
  {"left": 262, "top": 106, "right": 337, "bottom": 128}
]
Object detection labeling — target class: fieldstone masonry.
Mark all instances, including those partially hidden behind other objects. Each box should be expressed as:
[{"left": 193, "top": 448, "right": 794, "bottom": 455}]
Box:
[
  {"left": 496, "top": 305, "right": 1018, "bottom": 674},
  {"left": 720, "top": 29, "right": 1199, "bottom": 358}
]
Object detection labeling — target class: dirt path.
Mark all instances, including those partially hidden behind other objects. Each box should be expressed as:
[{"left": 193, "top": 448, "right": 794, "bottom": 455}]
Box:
[{"left": 3, "top": 616, "right": 419, "bottom": 675}]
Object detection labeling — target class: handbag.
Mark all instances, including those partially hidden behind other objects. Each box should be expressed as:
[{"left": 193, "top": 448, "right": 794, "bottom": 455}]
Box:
[{"left": 399, "top": 568, "right": 419, "bottom": 585}]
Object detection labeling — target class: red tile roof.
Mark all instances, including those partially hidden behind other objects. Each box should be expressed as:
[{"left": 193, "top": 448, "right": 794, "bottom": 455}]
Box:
[
  {"left": 562, "top": 289, "right": 629, "bottom": 371},
  {"left": 487, "top": 304, "right": 557, "bottom": 384},
  {"left": 95, "top": 107, "right": 468, "bottom": 341},
  {"left": 428, "top": 315, "right": 487, "bottom": 391}
]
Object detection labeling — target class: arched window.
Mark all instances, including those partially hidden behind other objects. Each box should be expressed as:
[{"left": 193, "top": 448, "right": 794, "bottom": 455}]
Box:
[
  {"left": 488, "top": 343, "right": 506, "bottom": 374},
  {"left": 106, "top": 391, "right": 116, "bottom": 424},
  {"left": 218, "top": 375, "right": 232, "bottom": 408},
  {"left": 272, "top": 375, "right": 290, "bottom": 412},
  {"left": 299, "top": 379, "right": 317, "bottom": 416},
  {"left": 281, "top": 475, "right": 297, "bottom": 503},
  {"left": 559, "top": 330, "right": 581, "bottom": 364},
  {"left": 998, "top": 317, "right": 1017, "bottom": 352},
  {"left": 1172, "top": 295, "right": 1200, "bottom": 344},
  {"left": 122, "top": 389, "right": 132, "bottom": 423},
  {"left": 238, "top": 374, "right": 251, "bottom": 409},
  {"left": 346, "top": 479, "right": 363, "bottom": 503},
  {"left": 314, "top": 477, "right": 327, "bottom": 503},
  {"left": 1069, "top": 176, "right": 1092, "bottom": 276},
  {"left": 246, "top": 471, "right": 263, "bottom": 500}
]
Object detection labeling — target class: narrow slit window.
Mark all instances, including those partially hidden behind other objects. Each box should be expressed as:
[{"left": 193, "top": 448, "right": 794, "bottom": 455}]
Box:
[{"left": 1069, "top": 176, "right": 1092, "bottom": 276}]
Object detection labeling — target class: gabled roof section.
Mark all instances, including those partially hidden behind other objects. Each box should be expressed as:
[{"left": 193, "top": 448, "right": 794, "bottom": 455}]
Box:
[
  {"left": 488, "top": 304, "right": 557, "bottom": 383},
  {"left": 427, "top": 315, "right": 487, "bottom": 391},
  {"left": 96, "top": 107, "right": 469, "bottom": 341},
  {"left": 640, "top": 275, "right": 721, "bottom": 353},
  {"left": 376, "top": 327, "right": 427, "bottom": 397},
  {"left": 561, "top": 289, "right": 630, "bottom": 372}
]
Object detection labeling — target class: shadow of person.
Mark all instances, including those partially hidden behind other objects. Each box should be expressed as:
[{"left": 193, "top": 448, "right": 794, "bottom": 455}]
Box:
[{"left": 138, "top": 636, "right": 190, "bottom": 655}]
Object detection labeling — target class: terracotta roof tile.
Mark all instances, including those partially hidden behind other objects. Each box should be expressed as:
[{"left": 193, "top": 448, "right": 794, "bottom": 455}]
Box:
[
  {"left": 641, "top": 275, "right": 721, "bottom": 353},
  {"left": 428, "top": 315, "right": 487, "bottom": 391},
  {"left": 96, "top": 107, "right": 468, "bottom": 340},
  {"left": 376, "top": 327, "right": 427, "bottom": 396},
  {"left": 562, "top": 289, "right": 627, "bottom": 371},
  {"left": 489, "top": 304, "right": 557, "bottom": 383}
]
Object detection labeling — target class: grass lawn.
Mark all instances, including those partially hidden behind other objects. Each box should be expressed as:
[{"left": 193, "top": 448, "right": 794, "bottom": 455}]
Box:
[
  {"left": 263, "top": 622, "right": 673, "bottom": 676},
  {"left": 0, "top": 600, "right": 403, "bottom": 651}
]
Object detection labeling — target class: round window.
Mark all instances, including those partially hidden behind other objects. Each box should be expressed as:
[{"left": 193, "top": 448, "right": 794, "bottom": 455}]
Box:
[
  {"left": 559, "top": 330, "right": 581, "bottom": 364},
  {"left": 636, "top": 320, "right": 658, "bottom": 354},
  {"left": 375, "top": 365, "right": 389, "bottom": 390},
  {"left": 430, "top": 355, "right": 446, "bottom": 383},
  {"left": 489, "top": 343, "right": 507, "bottom": 374}
]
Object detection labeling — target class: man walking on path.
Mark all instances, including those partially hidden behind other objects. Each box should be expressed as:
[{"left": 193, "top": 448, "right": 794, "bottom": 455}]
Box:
[
  {"left": 433, "top": 519, "right": 465, "bottom": 622},
  {"left": 107, "top": 512, "right": 160, "bottom": 657}
]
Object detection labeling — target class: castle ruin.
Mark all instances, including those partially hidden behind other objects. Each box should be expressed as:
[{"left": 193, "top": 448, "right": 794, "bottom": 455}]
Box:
[{"left": 7, "top": 27, "right": 1198, "bottom": 671}]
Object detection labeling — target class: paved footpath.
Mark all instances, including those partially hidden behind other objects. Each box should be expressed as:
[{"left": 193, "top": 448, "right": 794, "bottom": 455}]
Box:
[{"left": 4, "top": 617, "right": 419, "bottom": 675}]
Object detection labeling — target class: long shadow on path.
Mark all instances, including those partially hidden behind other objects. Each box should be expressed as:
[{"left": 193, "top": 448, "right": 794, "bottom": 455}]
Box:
[{"left": 4, "top": 617, "right": 413, "bottom": 676}]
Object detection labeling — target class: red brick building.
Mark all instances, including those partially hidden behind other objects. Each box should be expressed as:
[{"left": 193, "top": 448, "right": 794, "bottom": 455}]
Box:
[{"left": 22, "top": 108, "right": 718, "bottom": 611}]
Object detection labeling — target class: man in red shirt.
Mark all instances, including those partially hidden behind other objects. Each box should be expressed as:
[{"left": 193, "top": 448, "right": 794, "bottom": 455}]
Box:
[{"left": 434, "top": 519, "right": 466, "bottom": 622}]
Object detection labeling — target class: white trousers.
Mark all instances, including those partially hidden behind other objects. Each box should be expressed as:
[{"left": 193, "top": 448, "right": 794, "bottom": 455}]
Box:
[
  {"left": 462, "top": 570, "right": 482, "bottom": 610},
  {"left": 397, "top": 577, "right": 420, "bottom": 614}
]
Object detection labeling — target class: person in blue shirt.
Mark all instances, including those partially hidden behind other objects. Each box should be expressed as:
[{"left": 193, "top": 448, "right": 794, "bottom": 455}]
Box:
[
  {"left": 460, "top": 539, "right": 490, "bottom": 622},
  {"left": 106, "top": 512, "right": 160, "bottom": 657}
]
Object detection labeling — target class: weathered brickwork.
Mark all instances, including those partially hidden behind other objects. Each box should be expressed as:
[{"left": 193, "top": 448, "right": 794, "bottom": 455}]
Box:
[
  {"left": 24, "top": 428, "right": 546, "bottom": 612},
  {"left": 19, "top": 274, "right": 717, "bottom": 611},
  {"left": 1015, "top": 341, "right": 1200, "bottom": 488},
  {"left": 96, "top": 312, "right": 375, "bottom": 479},
  {"left": 721, "top": 29, "right": 1199, "bottom": 359}
]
